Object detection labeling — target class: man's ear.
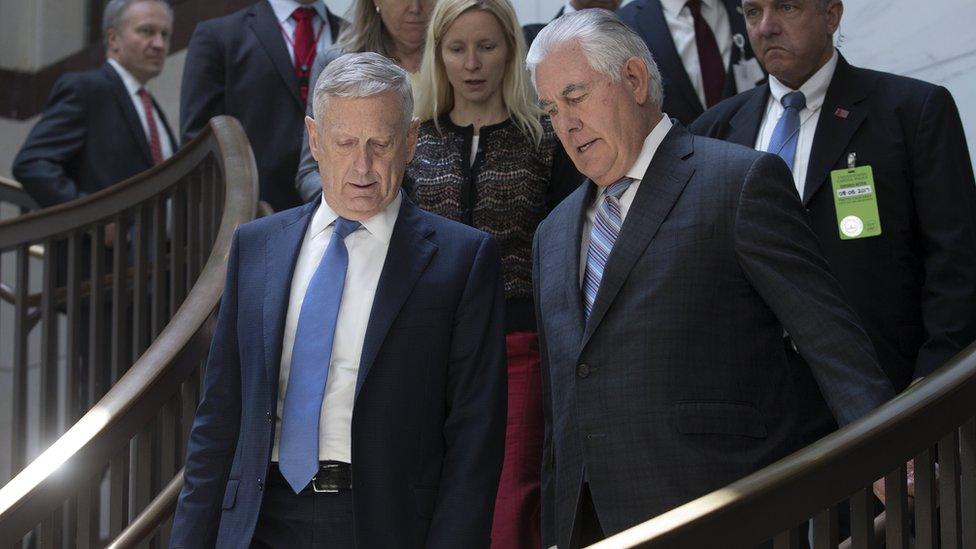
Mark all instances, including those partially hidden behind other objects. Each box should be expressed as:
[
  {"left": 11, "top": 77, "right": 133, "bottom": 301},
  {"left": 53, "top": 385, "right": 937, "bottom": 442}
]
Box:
[
  {"left": 825, "top": 0, "right": 844, "bottom": 35},
  {"left": 622, "top": 56, "right": 651, "bottom": 106},
  {"left": 405, "top": 117, "right": 420, "bottom": 163},
  {"left": 305, "top": 115, "right": 321, "bottom": 162}
]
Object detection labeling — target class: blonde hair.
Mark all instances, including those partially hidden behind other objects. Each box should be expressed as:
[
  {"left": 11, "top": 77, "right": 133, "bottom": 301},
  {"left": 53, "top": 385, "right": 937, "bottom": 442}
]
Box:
[
  {"left": 414, "top": 0, "right": 544, "bottom": 145},
  {"left": 335, "top": 0, "right": 395, "bottom": 57}
]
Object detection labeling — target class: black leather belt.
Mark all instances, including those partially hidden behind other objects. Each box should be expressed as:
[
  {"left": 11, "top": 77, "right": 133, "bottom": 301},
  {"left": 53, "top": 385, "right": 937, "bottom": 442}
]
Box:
[{"left": 270, "top": 461, "right": 352, "bottom": 492}]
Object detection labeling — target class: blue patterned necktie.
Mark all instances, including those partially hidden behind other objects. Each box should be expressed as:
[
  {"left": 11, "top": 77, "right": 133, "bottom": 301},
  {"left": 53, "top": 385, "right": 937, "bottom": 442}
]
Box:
[
  {"left": 767, "top": 90, "right": 807, "bottom": 169},
  {"left": 582, "top": 177, "right": 634, "bottom": 319},
  {"left": 279, "top": 216, "right": 360, "bottom": 494}
]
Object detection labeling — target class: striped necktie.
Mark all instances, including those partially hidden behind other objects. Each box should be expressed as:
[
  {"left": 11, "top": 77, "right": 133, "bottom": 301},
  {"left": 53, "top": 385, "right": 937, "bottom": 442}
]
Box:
[{"left": 582, "top": 177, "right": 634, "bottom": 319}]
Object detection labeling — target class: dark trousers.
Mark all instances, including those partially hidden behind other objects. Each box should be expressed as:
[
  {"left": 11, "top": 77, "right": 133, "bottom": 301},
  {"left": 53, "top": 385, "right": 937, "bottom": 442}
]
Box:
[{"left": 251, "top": 467, "right": 355, "bottom": 548}]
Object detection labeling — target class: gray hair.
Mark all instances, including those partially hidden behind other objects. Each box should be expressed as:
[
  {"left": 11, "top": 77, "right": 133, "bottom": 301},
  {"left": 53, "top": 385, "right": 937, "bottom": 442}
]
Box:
[
  {"left": 312, "top": 52, "right": 414, "bottom": 128},
  {"left": 526, "top": 9, "right": 664, "bottom": 109},
  {"left": 102, "top": 0, "right": 173, "bottom": 42}
]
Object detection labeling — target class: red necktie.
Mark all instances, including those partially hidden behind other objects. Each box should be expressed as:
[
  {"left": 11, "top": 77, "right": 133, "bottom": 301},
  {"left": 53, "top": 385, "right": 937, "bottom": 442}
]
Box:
[
  {"left": 137, "top": 88, "right": 163, "bottom": 166},
  {"left": 686, "top": 0, "right": 726, "bottom": 108},
  {"left": 292, "top": 7, "right": 317, "bottom": 104}
]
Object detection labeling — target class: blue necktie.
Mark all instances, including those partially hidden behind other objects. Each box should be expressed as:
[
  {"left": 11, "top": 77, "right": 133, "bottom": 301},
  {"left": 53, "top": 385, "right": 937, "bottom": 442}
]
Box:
[
  {"left": 768, "top": 91, "right": 806, "bottom": 169},
  {"left": 582, "top": 177, "right": 633, "bottom": 319},
  {"left": 279, "top": 216, "right": 360, "bottom": 494}
]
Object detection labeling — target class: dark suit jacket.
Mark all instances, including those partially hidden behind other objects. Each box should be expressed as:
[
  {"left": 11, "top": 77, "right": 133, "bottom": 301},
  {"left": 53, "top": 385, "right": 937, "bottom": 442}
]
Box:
[
  {"left": 691, "top": 55, "right": 976, "bottom": 388},
  {"left": 618, "top": 0, "right": 762, "bottom": 126},
  {"left": 180, "top": 0, "right": 345, "bottom": 212},
  {"left": 522, "top": 6, "right": 565, "bottom": 48},
  {"left": 12, "top": 62, "right": 176, "bottom": 208},
  {"left": 171, "top": 196, "right": 507, "bottom": 548},
  {"left": 532, "top": 124, "right": 894, "bottom": 546}
]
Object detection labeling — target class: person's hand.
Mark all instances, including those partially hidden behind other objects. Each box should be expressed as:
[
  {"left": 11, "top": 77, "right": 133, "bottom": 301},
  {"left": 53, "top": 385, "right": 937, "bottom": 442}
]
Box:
[{"left": 873, "top": 459, "right": 917, "bottom": 504}]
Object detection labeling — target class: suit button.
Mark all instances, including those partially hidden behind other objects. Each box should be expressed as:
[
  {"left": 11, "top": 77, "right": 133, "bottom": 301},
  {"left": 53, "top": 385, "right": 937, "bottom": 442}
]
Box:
[
  {"left": 257, "top": 478, "right": 264, "bottom": 490},
  {"left": 266, "top": 410, "right": 273, "bottom": 423},
  {"left": 577, "top": 363, "right": 590, "bottom": 378}
]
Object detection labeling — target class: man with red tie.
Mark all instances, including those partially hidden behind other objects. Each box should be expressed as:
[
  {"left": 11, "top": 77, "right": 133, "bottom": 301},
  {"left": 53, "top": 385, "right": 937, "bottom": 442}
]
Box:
[
  {"left": 618, "top": 0, "right": 767, "bottom": 126},
  {"left": 180, "top": 0, "right": 346, "bottom": 213},
  {"left": 13, "top": 0, "right": 176, "bottom": 208}
]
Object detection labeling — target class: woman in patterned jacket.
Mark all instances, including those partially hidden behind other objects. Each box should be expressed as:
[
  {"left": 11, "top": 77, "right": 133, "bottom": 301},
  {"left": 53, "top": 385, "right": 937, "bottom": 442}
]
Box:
[{"left": 409, "top": 1, "right": 581, "bottom": 547}]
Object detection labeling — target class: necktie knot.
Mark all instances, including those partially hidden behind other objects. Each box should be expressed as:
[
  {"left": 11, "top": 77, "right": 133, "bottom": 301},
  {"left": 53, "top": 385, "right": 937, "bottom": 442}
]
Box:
[
  {"left": 333, "top": 217, "right": 361, "bottom": 240},
  {"left": 685, "top": 0, "right": 703, "bottom": 17},
  {"left": 782, "top": 91, "right": 806, "bottom": 111},
  {"left": 137, "top": 88, "right": 150, "bottom": 100},
  {"left": 291, "top": 6, "right": 316, "bottom": 22},
  {"left": 605, "top": 177, "right": 634, "bottom": 201}
]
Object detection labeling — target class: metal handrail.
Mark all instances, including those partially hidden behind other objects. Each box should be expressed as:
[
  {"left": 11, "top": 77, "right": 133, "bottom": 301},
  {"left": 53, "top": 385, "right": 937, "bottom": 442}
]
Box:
[
  {"left": 594, "top": 341, "right": 976, "bottom": 548},
  {"left": 0, "top": 115, "right": 258, "bottom": 543}
]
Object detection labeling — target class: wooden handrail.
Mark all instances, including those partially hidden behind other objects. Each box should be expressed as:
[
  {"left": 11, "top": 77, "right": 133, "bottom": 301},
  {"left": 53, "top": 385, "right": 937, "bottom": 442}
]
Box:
[
  {"left": 0, "top": 115, "right": 258, "bottom": 543},
  {"left": 106, "top": 470, "right": 185, "bottom": 549},
  {"left": 0, "top": 175, "right": 38, "bottom": 211},
  {"left": 592, "top": 341, "right": 976, "bottom": 548}
]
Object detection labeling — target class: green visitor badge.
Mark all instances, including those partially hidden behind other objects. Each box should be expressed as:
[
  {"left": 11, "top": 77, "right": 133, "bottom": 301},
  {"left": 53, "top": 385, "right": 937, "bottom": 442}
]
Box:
[{"left": 830, "top": 165, "right": 882, "bottom": 240}]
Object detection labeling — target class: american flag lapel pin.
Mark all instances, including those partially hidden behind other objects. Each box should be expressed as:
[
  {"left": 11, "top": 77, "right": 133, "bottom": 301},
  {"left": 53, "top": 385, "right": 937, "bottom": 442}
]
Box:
[{"left": 834, "top": 107, "right": 850, "bottom": 119}]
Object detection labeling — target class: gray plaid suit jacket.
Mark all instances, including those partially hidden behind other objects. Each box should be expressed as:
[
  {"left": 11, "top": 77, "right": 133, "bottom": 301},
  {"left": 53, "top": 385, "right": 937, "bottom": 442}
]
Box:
[{"left": 531, "top": 123, "right": 894, "bottom": 547}]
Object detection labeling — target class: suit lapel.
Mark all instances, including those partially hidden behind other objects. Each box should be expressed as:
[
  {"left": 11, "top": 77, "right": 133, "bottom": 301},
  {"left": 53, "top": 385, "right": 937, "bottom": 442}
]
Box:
[
  {"left": 101, "top": 63, "right": 153, "bottom": 166},
  {"left": 581, "top": 124, "right": 696, "bottom": 349},
  {"left": 263, "top": 202, "right": 318, "bottom": 396},
  {"left": 554, "top": 183, "right": 593, "bottom": 347},
  {"left": 248, "top": 1, "right": 303, "bottom": 109},
  {"left": 355, "top": 198, "right": 437, "bottom": 401},
  {"left": 727, "top": 85, "right": 770, "bottom": 147},
  {"left": 802, "top": 56, "right": 873, "bottom": 204},
  {"left": 636, "top": 1, "right": 703, "bottom": 116},
  {"left": 151, "top": 96, "right": 178, "bottom": 154},
  {"left": 325, "top": 6, "right": 344, "bottom": 42}
]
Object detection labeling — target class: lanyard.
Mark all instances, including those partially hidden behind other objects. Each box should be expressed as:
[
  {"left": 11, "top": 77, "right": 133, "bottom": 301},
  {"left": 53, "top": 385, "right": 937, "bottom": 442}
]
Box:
[{"left": 279, "top": 17, "right": 327, "bottom": 73}]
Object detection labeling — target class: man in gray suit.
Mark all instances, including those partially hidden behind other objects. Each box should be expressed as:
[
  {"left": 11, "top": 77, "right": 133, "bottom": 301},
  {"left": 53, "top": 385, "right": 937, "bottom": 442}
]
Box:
[{"left": 527, "top": 10, "right": 894, "bottom": 548}]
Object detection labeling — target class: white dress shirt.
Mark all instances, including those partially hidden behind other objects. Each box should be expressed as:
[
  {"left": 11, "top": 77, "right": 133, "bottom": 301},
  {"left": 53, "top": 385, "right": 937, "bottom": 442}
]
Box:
[
  {"left": 580, "top": 115, "right": 674, "bottom": 283},
  {"left": 267, "top": 0, "right": 334, "bottom": 65},
  {"left": 660, "top": 0, "right": 732, "bottom": 109},
  {"left": 755, "top": 49, "right": 839, "bottom": 199},
  {"left": 272, "top": 192, "right": 402, "bottom": 464},
  {"left": 106, "top": 58, "right": 173, "bottom": 161}
]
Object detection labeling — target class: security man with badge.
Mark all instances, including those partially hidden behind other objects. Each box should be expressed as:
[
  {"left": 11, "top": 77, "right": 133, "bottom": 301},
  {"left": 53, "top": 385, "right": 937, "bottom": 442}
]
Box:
[{"left": 691, "top": 0, "right": 976, "bottom": 445}]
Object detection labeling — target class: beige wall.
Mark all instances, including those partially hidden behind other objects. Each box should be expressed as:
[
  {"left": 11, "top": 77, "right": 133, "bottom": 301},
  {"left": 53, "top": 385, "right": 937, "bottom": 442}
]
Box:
[{"left": 0, "top": 0, "right": 87, "bottom": 71}]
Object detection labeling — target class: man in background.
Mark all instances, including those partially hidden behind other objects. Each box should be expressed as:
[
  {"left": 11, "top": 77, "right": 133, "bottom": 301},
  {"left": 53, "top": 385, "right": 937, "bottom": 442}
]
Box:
[
  {"left": 13, "top": 0, "right": 176, "bottom": 207},
  {"left": 691, "top": 0, "right": 976, "bottom": 445},
  {"left": 180, "top": 0, "right": 345, "bottom": 212},
  {"left": 618, "top": 0, "right": 765, "bottom": 125},
  {"left": 523, "top": 0, "right": 622, "bottom": 47}
]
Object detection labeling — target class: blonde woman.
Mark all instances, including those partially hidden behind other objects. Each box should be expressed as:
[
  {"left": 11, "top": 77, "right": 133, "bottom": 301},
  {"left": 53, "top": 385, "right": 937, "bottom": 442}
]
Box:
[{"left": 408, "top": 1, "right": 581, "bottom": 547}]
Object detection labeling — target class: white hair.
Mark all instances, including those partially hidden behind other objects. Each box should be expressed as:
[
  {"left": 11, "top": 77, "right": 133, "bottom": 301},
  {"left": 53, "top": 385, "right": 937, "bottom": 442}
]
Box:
[
  {"left": 525, "top": 9, "right": 664, "bottom": 108},
  {"left": 312, "top": 52, "right": 414, "bottom": 128},
  {"left": 102, "top": 0, "right": 172, "bottom": 44}
]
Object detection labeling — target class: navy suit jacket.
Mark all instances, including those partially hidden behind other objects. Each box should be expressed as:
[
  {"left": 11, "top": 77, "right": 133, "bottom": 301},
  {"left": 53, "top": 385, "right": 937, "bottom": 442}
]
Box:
[
  {"left": 180, "top": 0, "right": 345, "bottom": 212},
  {"left": 12, "top": 62, "right": 176, "bottom": 208},
  {"left": 171, "top": 196, "right": 507, "bottom": 548},
  {"left": 691, "top": 55, "right": 976, "bottom": 388},
  {"left": 618, "top": 0, "right": 762, "bottom": 126},
  {"left": 532, "top": 124, "right": 894, "bottom": 547}
]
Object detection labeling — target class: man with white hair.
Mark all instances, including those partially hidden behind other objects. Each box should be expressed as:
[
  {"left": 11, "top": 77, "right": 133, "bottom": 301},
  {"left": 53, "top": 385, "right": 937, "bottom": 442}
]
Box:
[
  {"left": 172, "top": 52, "right": 507, "bottom": 548},
  {"left": 527, "top": 10, "right": 893, "bottom": 546}
]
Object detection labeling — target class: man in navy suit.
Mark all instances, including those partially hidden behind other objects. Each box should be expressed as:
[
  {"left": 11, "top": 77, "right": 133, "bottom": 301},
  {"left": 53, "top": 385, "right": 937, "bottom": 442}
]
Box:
[
  {"left": 691, "top": 0, "right": 976, "bottom": 444},
  {"left": 527, "top": 10, "right": 893, "bottom": 547},
  {"left": 172, "top": 53, "right": 507, "bottom": 549},
  {"left": 618, "top": 0, "right": 765, "bottom": 126},
  {"left": 13, "top": 0, "right": 176, "bottom": 207},
  {"left": 180, "top": 0, "right": 345, "bottom": 212}
]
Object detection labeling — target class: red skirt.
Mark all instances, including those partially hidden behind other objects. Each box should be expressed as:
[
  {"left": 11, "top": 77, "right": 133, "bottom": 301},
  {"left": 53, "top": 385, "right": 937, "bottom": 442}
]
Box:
[{"left": 490, "top": 331, "right": 543, "bottom": 549}]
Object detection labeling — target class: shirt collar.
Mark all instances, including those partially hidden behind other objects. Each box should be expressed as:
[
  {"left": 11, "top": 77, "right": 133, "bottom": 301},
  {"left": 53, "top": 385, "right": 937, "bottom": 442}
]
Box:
[
  {"left": 768, "top": 49, "right": 839, "bottom": 113},
  {"left": 267, "top": 0, "right": 326, "bottom": 24},
  {"left": 310, "top": 190, "right": 402, "bottom": 244},
  {"left": 661, "top": 0, "right": 717, "bottom": 16},
  {"left": 106, "top": 58, "right": 144, "bottom": 96},
  {"left": 625, "top": 115, "right": 674, "bottom": 181}
]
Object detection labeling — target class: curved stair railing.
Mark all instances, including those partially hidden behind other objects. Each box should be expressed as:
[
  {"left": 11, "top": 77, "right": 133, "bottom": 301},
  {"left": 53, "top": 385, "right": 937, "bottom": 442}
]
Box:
[
  {"left": 0, "top": 115, "right": 258, "bottom": 547},
  {"left": 594, "top": 342, "right": 976, "bottom": 549}
]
